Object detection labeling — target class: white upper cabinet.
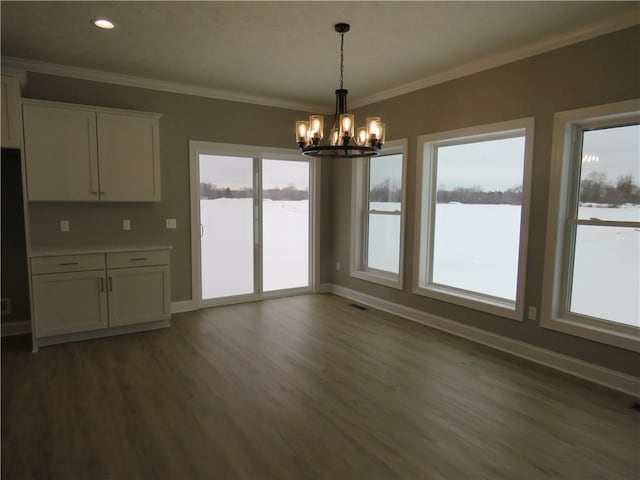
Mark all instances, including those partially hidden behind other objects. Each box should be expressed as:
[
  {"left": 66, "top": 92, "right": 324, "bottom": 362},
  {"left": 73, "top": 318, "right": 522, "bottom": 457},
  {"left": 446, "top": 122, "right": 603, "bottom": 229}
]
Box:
[
  {"left": 97, "top": 112, "right": 160, "bottom": 201},
  {"left": 22, "top": 100, "right": 161, "bottom": 202},
  {"left": 1, "top": 73, "right": 23, "bottom": 149},
  {"left": 23, "top": 104, "right": 99, "bottom": 201}
]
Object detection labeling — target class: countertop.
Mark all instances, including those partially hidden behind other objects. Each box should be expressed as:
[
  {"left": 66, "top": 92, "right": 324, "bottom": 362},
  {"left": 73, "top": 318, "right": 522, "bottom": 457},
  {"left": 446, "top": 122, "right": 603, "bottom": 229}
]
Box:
[{"left": 29, "top": 245, "right": 172, "bottom": 258}]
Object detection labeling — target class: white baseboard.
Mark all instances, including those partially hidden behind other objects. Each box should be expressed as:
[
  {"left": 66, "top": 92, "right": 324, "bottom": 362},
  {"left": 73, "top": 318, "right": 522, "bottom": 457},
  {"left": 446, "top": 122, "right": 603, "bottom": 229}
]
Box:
[
  {"left": 328, "top": 284, "right": 640, "bottom": 398},
  {"left": 1, "top": 320, "right": 31, "bottom": 337},
  {"left": 171, "top": 300, "right": 197, "bottom": 314},
  {"left": 316, "top": 283, "right": 333, "bottom": 294}
]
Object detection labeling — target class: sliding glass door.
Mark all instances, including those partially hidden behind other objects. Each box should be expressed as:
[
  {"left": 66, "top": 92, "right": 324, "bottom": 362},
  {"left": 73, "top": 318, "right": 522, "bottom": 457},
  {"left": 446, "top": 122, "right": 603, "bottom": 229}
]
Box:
[
  {"left": 199, "top": 155, "right": 255, "bottom": 300},
  {"left": 192, "top": 145, "right": 312, "bottom": 305},
  {"left": 262, "top": 159, "right": 310, "bottom": 292}
]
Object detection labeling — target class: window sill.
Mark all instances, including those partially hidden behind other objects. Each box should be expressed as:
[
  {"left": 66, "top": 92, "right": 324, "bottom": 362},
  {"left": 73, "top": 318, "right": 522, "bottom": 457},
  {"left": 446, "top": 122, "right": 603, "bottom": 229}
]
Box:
[
  {"left": 413, "top": 284, "right": 522, "bottom": 321},
  {"left": 351, "top": 268, "right": 403, "bottom": 290},
  {"left": 541, "top": 315, "right": 640, "bottom": 353}
]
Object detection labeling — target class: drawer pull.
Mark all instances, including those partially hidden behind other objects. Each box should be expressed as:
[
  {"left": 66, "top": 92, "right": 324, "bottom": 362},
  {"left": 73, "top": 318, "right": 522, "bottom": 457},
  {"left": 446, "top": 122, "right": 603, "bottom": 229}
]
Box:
[
  {"left": 130, "top": 257, "right": 148, "bottom": 261},
  {"left": 59, "top": 262, "right": 80, "bottom": 266}
]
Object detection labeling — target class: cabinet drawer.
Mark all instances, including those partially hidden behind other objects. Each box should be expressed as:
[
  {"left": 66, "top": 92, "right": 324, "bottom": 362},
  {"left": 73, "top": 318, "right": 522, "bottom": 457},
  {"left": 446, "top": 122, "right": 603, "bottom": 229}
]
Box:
[
  {"left": 107, "top": 250, "right": 169, "bottom": 269},
  {"left": 31, "top": 254, "right": 105, "bottom": 275}
]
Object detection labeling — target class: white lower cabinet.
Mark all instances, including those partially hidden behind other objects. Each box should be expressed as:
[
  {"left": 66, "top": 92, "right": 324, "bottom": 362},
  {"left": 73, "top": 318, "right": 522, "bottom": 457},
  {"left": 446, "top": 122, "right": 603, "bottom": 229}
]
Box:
[
  {"left": 108, "top": 265, "right": 170, "bottom": 327},
  {"left": 31, "top": 249, "right": 171, "bottom": 346},
  {"left": 32, "top": 270, "right": 108, "bottom": 337}
]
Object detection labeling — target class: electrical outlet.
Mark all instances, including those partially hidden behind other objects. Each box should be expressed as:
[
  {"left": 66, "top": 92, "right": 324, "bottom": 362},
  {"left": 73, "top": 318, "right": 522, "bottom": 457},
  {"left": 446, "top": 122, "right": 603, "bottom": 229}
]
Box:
[
  {"left": 60, "top": 220, "right": 69, "bottom": 232},
  {"left": 336, "top": 262, "right": 341, "bottom": 271},
  {"left": 528, "top": 306, "right": 537, "bottom": 321},
  {"left": 166, "top": 218, "right": 177, "bottom": 229},
  {"left": 123, "top": 219, "right": 131, "bottom": 231}
]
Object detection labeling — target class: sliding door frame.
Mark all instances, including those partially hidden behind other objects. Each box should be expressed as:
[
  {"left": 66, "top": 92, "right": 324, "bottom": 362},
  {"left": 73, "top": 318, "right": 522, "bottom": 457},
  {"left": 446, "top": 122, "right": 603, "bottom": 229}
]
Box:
[{"left": 189, "top": 140, "right": 319, "bottom": 308}]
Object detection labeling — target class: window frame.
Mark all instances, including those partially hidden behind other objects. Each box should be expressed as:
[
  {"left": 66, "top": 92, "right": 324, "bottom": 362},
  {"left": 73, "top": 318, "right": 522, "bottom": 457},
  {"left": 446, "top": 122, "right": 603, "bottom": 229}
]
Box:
[
  {"left": 413, "top": 118, "right": 535, "bottom": 320},
  {"left": 350, "top": 138, "right": 408, "bottom": 289},
  {"left": 541, "top": 99, "right": 640, "bottom": 352}
]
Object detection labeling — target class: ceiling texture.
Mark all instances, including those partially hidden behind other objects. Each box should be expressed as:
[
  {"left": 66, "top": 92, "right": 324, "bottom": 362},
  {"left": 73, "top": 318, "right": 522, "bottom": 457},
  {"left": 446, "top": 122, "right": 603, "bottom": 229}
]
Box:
[{"left": 1, "top": 1, "right": 638, "bottom": 112}]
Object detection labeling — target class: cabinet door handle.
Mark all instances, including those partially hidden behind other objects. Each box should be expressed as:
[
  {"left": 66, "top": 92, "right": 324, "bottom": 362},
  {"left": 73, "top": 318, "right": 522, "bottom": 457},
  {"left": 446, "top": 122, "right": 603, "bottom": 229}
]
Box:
[
  {"left": 130, "top": 257, "right": 147, "bottom": 261},
  {"left": 200, "top": 224, "right": 204, "bottom": 237},
  {"left": 99, "top": 277, "right": 104, "bottom": 292},
  {"left": 59, "top": 262, "right": 79, "bottom": 266},
  {"left": 108, "top": 277, "right": 113, "bottom": 291}
]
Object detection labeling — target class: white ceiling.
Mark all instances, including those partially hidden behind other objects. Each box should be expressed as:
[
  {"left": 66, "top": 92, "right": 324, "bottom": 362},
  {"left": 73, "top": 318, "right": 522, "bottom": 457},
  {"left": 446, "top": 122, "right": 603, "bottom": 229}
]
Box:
[{"left": 1, "top": 1, "right": 638, "bottom": 111}]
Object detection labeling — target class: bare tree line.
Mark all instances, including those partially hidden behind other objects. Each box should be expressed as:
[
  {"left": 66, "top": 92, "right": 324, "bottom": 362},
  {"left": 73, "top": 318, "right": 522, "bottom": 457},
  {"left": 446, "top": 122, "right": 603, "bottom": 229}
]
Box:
[
  {"left": 200, "top": 183, "right": 309, "bottom": 201},
  {"left": 579, "top": 173, "right": 640, "bottom": 205}
]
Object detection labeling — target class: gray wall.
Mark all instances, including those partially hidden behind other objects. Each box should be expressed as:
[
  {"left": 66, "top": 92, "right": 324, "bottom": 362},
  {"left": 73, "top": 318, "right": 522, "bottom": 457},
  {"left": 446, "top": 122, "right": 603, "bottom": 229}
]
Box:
[
  {"left": 23, "top": 73, "right": 315, "bottom": 302},
  {"left": 329, "top": 26, "right": 640, "bottom": 377}
]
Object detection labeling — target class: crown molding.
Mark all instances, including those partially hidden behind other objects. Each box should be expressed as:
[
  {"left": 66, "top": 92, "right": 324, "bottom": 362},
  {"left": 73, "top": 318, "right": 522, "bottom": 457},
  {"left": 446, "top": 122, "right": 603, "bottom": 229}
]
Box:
[
  {"left": 0, "top": 66, "right": 28, "bottom": 87},
  {"left": 1, "top": 56, "right": 330, "bottom": 114},
  {"left": 351, "top": 10, "right": 639, "bottom": 109}
]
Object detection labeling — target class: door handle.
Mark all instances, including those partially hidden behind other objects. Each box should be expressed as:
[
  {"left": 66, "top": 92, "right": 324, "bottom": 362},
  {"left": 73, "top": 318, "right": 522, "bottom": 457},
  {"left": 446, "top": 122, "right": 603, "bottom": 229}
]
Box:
[{"left": 200, "top": 224, "right": 204, "bottom": 237}]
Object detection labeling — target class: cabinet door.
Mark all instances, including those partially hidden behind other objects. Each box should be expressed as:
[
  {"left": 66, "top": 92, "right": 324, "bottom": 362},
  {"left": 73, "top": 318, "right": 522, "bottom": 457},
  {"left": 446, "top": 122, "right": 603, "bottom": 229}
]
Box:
[
  {"left": 1, "top": 74, "right": 22, "bottom": 149},
  {"left": 108, "top": 265, "right": 170, "bottom": 327},
  {"left": 32, "top": 271, "right": 108, "bottom": 337},
  {"left": 23, "top": 104, "right": 99, "bottom": 201},
  {"left": 97, "top": 113, "right": 160, "bottom": 201}
]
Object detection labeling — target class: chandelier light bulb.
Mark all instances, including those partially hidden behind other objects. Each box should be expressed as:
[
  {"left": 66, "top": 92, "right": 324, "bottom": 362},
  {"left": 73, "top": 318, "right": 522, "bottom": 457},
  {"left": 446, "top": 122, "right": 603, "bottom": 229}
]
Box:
[
  {"left": 296, "top": 121, "right": 309, "bottom": 144},
  {"left": 357, "top": 127, "right": 368, "bottom": 146}
]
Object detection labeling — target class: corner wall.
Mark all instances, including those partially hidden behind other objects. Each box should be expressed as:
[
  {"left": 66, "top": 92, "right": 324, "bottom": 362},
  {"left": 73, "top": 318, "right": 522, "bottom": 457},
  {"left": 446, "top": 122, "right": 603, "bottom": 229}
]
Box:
[{"left": 329, "top": 25, "right": 640, "bottom": 377}]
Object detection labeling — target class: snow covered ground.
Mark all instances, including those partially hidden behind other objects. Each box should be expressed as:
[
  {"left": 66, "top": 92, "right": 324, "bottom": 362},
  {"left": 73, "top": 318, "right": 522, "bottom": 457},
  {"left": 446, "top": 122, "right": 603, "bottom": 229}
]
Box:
[
  {"left": 200, "top": 199, "right": 639, "bottom": 327},
  {"left": 571, "top": 205, "right": 639, "bottom": 327},
  {"left": 200, "top": 198, "right": 308, "bottom": 299}
]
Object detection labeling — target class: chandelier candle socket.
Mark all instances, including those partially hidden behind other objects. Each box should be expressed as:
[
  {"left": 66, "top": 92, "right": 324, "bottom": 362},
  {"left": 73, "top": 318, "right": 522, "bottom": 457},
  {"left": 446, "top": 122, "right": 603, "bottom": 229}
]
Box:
[{"left": 296, "top": 23, "right": 385, "bottom": 158}]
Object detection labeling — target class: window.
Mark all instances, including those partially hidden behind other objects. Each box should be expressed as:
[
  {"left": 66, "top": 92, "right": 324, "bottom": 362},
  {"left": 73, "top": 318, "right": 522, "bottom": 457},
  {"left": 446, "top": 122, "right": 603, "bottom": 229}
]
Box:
[
  {"left": 541, "top": 100, "right": 640, "bottom": 351},
  {"left": 351, "top": 139, "right": 407, "bottom": 288},
  {"left": 414, "top": 119, "right": 534, "bottom": 320}
]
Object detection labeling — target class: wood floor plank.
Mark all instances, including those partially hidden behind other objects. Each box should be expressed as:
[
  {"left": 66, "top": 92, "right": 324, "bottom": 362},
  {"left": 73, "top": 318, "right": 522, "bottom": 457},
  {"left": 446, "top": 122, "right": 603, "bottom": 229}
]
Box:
[{"left": 2, "top": 293, "right": 638, "bottom": 479}]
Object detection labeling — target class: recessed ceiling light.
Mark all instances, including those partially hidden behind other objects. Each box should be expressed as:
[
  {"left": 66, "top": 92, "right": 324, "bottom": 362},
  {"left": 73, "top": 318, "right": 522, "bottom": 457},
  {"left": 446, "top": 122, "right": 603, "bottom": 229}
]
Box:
[{"left": 92, "top": 18, "right": 115, "bottom": 30}]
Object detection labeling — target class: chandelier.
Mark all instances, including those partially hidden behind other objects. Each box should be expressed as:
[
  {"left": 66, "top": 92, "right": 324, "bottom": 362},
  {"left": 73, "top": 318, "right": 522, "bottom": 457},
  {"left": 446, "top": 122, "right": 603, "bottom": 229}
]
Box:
[{"left": 296, "top": 23, "right": 385, "bottom": 158}]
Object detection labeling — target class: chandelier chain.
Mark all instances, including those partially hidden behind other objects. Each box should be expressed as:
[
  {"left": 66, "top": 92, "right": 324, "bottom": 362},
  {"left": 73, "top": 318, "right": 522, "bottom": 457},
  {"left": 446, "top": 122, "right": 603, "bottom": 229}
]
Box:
[{"left": 339, "top": 31, "right": 344, "bottom": 90}]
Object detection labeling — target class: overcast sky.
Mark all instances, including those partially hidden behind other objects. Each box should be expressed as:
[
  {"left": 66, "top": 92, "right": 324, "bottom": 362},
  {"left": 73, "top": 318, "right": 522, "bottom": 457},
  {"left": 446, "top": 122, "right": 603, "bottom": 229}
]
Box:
[
  {"left": 436, "top": 136, "right": 525, "bottom": 191},
  {"left": 200, "top": 155, "right": 309, "bottom": 189},
  {"left": 580, "top": 124, "right": 639, "bottom": 183},
  {"left": 369, "top": 153, "right": 403, "bottom": 189},
  {"left": 200, "top": 124, "right": 638, "bottom": 193}
]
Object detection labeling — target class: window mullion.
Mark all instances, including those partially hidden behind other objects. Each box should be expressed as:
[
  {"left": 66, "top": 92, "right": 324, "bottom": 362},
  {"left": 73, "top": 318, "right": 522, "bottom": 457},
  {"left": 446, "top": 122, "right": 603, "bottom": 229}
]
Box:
[{"left": 574, "top": 219, "right": 640, "bottom": 228}]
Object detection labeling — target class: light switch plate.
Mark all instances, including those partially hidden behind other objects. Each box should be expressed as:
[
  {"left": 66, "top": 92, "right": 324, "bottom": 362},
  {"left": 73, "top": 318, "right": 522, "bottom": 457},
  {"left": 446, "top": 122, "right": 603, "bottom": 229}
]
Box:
[
  {"left": 60, "top": 220, "right": 69, "bottom": 232},
  {"left": 166, "top": 218, "right": 177, "bottom": 229},
  {"left": 123, "top": 219, "right": 131, "bottom": 231}
]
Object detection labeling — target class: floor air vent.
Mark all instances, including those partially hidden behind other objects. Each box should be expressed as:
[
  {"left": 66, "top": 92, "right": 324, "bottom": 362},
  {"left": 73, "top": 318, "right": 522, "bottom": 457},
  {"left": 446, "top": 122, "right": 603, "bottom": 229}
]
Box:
[{"left": 350, "top": 304, "right": 368, "bottom": 311}]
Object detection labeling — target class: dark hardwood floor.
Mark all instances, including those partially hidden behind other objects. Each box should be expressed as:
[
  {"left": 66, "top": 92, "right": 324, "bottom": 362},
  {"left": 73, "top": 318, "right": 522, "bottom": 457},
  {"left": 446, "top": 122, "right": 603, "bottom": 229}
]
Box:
[{"left": 2, "top": 293, "right": 638, "bottom": 479}]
